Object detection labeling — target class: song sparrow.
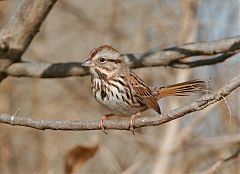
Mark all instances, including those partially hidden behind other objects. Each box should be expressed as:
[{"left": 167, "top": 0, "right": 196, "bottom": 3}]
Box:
[{"left": 81, "top": 45, "right": 206, "bottom": 133}]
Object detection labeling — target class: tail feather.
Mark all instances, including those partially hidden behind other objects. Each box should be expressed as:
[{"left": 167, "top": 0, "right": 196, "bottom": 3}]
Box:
[{"left": 157, "top": 80, "right": 207, "bottom": 97}]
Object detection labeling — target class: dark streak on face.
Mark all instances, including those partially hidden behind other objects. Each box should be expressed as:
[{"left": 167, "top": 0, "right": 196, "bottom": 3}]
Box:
[
  {"left": 107, "top": 59, "right": 123, "bottom": 64},
  {"left": 95, "top": 68, "right": 107, "bottom": 79}
]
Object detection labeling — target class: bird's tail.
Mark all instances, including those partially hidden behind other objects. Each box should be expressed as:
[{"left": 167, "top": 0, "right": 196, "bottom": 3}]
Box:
[{"left": 155, "top": 80, "right": 207, "bottom": 97}]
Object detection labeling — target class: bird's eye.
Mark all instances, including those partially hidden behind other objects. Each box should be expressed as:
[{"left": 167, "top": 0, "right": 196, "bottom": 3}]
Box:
[{"left": 99, "top": 58, "right": 105, "bottom": 62}]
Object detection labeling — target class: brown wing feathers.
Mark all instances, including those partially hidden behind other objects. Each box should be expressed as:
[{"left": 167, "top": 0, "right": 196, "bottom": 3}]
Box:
[
  {"left": 127, "top": 72, "right": 205, "bottom": 113},
  {"left": 157, "top": 80, "right": 207, "bottom": 97},
  {"left": 128, "top": 73, "right": 161, "bottom": 114},
  {"left": 133, "top": 86, "right": 161, "bottom": 114}
]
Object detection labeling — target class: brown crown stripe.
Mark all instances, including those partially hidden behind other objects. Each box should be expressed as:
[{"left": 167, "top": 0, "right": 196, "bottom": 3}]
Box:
[{"left": 90, "top": 45, "right": 119, "bottom": 59}]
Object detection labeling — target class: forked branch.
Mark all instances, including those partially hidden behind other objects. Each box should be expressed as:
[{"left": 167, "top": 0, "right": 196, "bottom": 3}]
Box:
[
  {"left": 5, "top": 36, "right": 240, "bottom": 78},
  {"left": 0, "top": 0, "right": 58, "bottom": 81}
]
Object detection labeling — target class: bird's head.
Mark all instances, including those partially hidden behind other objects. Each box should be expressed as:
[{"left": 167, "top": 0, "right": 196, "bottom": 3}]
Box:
[{"left": 81, "top": 45, "right": 126, "bottom": 79}]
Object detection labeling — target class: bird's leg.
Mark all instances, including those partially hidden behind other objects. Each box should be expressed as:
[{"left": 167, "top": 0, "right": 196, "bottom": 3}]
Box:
[
  {"left": 128, "top": 112, "right": 141, "bottom": 134},
  {"left": 99, "top": 114, "right": 114, "bottom": 134}
]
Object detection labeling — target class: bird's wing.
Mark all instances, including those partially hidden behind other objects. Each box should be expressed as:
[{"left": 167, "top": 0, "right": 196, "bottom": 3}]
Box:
[{"left": 127, "top": 72, "right": 161, "bottom": 114}]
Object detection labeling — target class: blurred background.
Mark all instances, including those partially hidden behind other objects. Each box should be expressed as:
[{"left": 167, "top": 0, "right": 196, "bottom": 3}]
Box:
[{"left": 0, "top": 0, "right": 239, "bottom": 173}]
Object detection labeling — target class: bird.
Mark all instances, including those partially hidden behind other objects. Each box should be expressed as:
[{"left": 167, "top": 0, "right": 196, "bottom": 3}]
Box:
[{"left": 81, "top": 45, "right": 206, "bottom": 133}]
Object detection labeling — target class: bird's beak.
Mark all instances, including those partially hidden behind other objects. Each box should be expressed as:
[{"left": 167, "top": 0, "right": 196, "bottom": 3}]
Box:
[{"left": 80, "top": 59, "right": 94, "bottom": 67}]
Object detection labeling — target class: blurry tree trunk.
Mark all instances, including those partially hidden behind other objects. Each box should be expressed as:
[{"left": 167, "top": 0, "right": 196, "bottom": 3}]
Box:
[{"left": 151, "top": 0, "right": 199, "bottom": 173}]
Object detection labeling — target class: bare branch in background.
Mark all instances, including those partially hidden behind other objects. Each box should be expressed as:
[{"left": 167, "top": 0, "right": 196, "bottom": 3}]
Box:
[
  {"left": 4, "top": 36, "right": 240, "bottom": 78},
  {"left": 200, "top": 147, "right": 240, "bottom": 174},
  {"left": 171, "top": 52, "right": 238, "bottom": 68},
  {"left": 194, "top": 135, "right": 240, "bottom": 145},
  {"left": 0, "top": 0, "right": 58, "bottom": 81},
  {"left": 59, "top": 1, "right": 97, "bottom": 32},
  {"left": 0, "top": 75, "right": 239, "bottom": 131}
]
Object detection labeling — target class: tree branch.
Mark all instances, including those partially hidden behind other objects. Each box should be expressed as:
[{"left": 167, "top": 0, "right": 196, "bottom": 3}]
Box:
[
  {"left": 5, "top": 36, "right": 240, "bottom": 78},
  {"left": 0, "top": 75, "right": 239, "bottom": 131},
  {"left": 170, "top": 51, "right": 238, "bottom": 69},
  {"left": 0, "top": 0, "right": 58, "bottom": 81}
]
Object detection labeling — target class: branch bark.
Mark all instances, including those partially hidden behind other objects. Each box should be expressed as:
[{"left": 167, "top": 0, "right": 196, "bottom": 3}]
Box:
[
  {"left": 0, "top": 0, "right": 58, "bottom": 81},
  {"left": 5, "top": 36, "right": 240, "bottom": 78},
  {"left": 0, "top": 75, "right": 239, "bottom": 131}
]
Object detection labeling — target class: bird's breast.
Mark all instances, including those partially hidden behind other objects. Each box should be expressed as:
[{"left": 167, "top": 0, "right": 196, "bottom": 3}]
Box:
[{"left": 91, "top": 78, "right": 146, "bottom": 116}]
